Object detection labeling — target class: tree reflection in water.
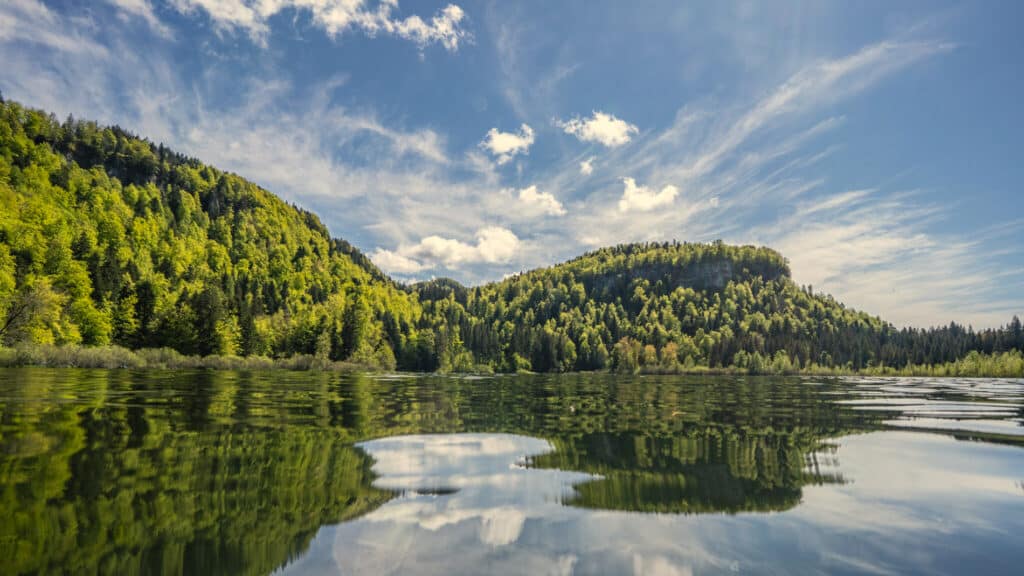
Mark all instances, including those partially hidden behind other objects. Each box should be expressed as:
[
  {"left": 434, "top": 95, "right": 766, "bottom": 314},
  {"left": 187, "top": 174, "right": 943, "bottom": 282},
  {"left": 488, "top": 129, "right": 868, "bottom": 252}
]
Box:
[{"left": 1, "top": 369, "right": 1021, "bottom": 575}]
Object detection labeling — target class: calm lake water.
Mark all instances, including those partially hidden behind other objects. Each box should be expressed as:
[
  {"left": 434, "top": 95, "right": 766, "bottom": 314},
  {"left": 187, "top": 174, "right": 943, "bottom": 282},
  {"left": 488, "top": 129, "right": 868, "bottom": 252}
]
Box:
[{"left": 1, "top": 369, "right": 1022, "bottom": 575}]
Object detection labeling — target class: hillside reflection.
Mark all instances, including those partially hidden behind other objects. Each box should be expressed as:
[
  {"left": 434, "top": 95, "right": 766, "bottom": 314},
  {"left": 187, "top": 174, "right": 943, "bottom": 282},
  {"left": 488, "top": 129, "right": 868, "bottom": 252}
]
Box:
[{"left": 1, "top": 369, "right": 1018, "bottom": 575}]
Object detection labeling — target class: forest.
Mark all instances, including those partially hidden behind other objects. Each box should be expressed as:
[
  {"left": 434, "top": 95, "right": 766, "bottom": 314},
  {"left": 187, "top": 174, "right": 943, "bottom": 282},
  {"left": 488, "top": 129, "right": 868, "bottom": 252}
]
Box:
[{"left": 1, "top": 97, "right": 1021, "bottom": 375}]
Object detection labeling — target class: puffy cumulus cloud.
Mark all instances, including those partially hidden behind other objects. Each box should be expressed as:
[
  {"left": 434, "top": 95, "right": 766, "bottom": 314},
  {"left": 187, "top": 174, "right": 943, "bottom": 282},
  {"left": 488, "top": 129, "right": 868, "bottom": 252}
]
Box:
[
  {"left": 557, "top": 111, "right": 638, "bottom": 147},
  {"left": 371, "top": 226, "right": 520, "bottom": 274},
  {"left": 368, "top": 249, "right": 428, "bottom": 275},
  {"left": 480, "top": 124, "right": 534, "bottom": 165},
  {"left": 516, "top": 185, "right": 566, "bottom": 216},
  {"left": 167, "top": 0, "right": 469, "bottom": 49},
  {"left": 579, "top": 156, "right": 595, "bottom": 176},
  {"left": 617, "top": 177, "right": 678, "bottom": 212}
]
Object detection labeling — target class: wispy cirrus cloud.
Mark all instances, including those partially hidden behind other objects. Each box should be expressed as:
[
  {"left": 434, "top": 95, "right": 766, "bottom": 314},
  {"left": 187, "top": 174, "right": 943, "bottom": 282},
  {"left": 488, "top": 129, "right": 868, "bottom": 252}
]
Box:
[
  {"left": 760, "top": 193, "right": 1024, "bottom": 328},
  {"left": 0, "top": 0, "right": 109, "bottom": 56},
  {"left": 636, "top": 41, "right": 956, "bottom": 187},
  {"left": 106, "top": 0, "right": 173, "bottom": 38}
]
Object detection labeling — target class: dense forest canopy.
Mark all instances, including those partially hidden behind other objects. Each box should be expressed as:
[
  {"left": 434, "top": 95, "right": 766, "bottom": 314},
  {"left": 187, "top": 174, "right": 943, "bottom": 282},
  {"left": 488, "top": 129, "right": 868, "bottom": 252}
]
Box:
[
  {"left": 1, "top": 97, "right": 1021, "bottom": 373},
  {"left": 0, "top": 97, "right": 417, "bottom": 368},
  {"left": 407, "top": 242, "right": 1022, "bottom": 373}
]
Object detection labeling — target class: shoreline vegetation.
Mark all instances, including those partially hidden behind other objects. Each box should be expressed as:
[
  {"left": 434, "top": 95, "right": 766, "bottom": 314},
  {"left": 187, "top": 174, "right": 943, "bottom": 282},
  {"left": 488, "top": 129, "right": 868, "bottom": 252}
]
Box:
[{"left": 2, "top": 344, "right": 1020, "bottom": 378}]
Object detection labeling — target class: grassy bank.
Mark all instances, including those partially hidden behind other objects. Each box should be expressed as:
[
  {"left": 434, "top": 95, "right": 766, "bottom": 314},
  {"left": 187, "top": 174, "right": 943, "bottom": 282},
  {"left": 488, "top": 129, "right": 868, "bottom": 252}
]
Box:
[
  {"left": 627, "top": 349, "right": 1024, "bottom": 378},
  {"left": 0, "top": 344, "right": 378, "bottom": 372},
  {"left": 0, "top": 345, "right": 1020, "bottom": 378}
]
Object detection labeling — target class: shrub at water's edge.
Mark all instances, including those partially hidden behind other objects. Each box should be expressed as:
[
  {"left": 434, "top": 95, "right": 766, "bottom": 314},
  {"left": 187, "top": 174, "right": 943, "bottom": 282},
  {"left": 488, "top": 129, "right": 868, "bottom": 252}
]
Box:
[
  {"left": 1, "top": 344, "right": 1020, "bottom": 377},
  {"left": 0, "top": 344, "right": 380, "bottom": 372}
]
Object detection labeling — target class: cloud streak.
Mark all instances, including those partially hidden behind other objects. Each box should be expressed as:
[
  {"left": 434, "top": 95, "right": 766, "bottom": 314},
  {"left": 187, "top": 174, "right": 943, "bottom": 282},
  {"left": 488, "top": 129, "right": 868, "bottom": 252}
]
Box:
[
  {"left": 0, "top": 0, "right": 109, "bottom": 56},
  {"left": 106, "top": 0, "right": 173, "bottom": 38}
]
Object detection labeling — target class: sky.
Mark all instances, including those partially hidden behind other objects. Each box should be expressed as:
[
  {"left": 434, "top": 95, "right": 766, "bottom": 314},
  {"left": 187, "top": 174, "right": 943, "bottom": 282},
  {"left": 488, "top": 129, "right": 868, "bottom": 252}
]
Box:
[{"left": 1, "top": 0, "right": 1022, "bottom": 328}]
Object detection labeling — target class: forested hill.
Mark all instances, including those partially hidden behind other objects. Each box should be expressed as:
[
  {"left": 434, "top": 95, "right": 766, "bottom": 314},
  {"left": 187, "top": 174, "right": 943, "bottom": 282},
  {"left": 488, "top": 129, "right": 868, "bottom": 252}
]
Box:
[
  {"left": 1, "top": 98, "right": 1021, "bottom": 374},
  {"left": 0, "top": 97, "right": 418, "bottom": 366},
  {"left": 408, "top": 241, "right": 1022, "bottom": 373}
]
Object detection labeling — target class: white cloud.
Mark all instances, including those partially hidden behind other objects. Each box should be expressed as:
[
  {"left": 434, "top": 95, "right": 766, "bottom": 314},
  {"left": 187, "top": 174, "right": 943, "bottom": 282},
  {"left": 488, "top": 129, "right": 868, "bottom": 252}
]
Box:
[
  {"left": 106, "top": 0, "right": 172, "bottom": 38},
  {"left": 480, "top": 124, "right": 534, "bottom": 165},
  {"left": 167, "top": 0, "right": 469, "bottom": 49},
  {"left": 617, "top": 177, "right": 679, "bottom": 212},
  {"left": 643, "top": 41, "right": 955, "bottom": 185},
  {"left": 758, "top": 192, "right": 1024, "bottom": 327},
  {"left": 516, "top": 185, "right": 565, "bottom": 217},
  {"left": 557, "top": 111, "right": 638, "bottom": 147},
  {"left": 0, "top": 0, "right": 108, "bottom": 56},
  {"left": 579, "top": 156, "right": 595, "bottom": 176},
  {"left": 390, "top": 4, "right": 467, "bottom": 52},
  {"left": 372, "top": 227, "right": 520, "bottom": 274},
  {"left": 338, "top": 114, "right": 449, "bottom": 164},
  {"left": 368, "top": 249, "right": 429, "bottom": 274},
  {"left": 334, "top": 433, "right": 598, "bottom": 572}
]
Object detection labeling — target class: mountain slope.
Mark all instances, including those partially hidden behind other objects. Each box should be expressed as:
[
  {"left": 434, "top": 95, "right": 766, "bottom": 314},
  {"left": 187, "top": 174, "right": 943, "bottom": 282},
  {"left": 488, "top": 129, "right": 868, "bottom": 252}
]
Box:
[{"left": 0, "top": 98, "right": 417, "bottom": 366}]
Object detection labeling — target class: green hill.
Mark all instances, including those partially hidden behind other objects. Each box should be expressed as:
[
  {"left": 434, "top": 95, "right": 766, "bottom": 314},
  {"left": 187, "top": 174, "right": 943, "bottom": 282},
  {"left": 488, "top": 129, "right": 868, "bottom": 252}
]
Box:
[
  {"left": 1, "top": 97, "right": 1021, "bottom": 374},
  {"left": 0, "top": 98, "right": 418, "bottom": 367},
  {"left": 410, "top": 242, "right": 876, "bottom": 372},
  {"left": 410, "top": 241, "right": 1021, "bottom": 373}
]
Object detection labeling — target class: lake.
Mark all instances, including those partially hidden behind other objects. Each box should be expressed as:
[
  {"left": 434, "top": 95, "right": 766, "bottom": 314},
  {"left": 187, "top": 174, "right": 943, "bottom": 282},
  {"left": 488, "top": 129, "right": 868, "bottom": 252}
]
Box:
[{"left": 1, "top": 369, "right": 1022, "bottom": 575}]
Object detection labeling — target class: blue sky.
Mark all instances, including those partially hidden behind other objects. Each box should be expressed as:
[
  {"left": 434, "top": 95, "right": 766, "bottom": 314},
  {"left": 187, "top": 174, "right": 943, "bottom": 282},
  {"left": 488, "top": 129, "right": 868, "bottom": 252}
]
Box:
[{"left": 1, "top": 0, "right": 1021, "bottom": 327}]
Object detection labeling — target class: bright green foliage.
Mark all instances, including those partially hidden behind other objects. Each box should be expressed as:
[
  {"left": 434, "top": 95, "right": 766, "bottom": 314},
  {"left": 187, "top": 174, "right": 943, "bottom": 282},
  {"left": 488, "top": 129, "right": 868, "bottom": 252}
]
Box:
[
  {"left": 0, "top": 99, "right": 418, "bottom": 365},
  {"left": 858, "top": 349, "right": 1024, "bottom": 378}
]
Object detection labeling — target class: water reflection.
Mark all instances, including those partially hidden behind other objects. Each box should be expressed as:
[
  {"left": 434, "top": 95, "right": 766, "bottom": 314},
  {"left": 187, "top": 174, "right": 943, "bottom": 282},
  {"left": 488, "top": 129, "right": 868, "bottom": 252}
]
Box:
[
  {"left": 0, "top": 369, "right": 389, "bottom": 576},
  {"left": 537, "top": 432, "right": 844, "bottom": 514},
  {"left": 279, "top": 430, "right": 1024, "bottom": 576},
  {"left": 0, "top": 369, "right": 1022, "bottom": 575}
]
